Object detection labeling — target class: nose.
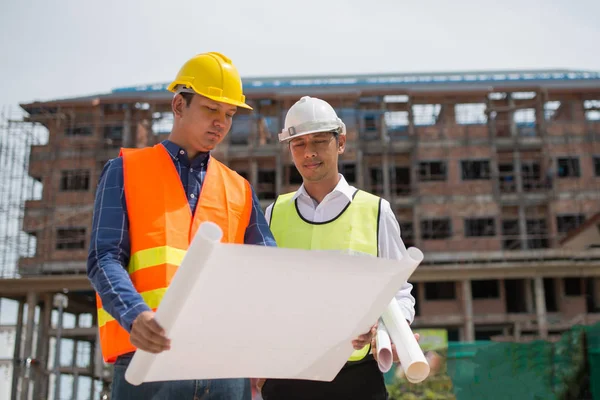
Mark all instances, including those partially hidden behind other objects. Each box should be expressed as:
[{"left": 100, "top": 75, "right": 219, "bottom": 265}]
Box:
[
  {"left": 304, "top": 144, "right": 318, "bottom": 159},
  {"left": 213, "top": 113, "right": 226, "bottom": 130}
]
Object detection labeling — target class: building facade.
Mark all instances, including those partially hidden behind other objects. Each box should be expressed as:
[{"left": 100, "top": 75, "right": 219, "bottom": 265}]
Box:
[{"left": 2, "top": 69, "right": 600, "bottom": 398}]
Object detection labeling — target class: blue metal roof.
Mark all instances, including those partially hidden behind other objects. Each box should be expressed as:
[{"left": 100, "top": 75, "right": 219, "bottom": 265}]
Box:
[{"left": 112, "top": 69, "right": 600, "bottom": 94}]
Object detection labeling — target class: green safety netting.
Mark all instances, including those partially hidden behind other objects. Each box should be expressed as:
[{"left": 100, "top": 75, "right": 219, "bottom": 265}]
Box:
[
  {"left": 445, "top": 325, "right": 595, "bottom": 400},
  {"left": 385, "top": 323, "right": 600, "bottom": 399},
  {"left": 586, "top": 322, "right": 600, "bottom": 399}
]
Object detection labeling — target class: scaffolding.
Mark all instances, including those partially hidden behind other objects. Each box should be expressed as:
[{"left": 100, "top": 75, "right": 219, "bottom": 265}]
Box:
[{"left": 0, "top": 107, "right": 109, "bottom": 400}]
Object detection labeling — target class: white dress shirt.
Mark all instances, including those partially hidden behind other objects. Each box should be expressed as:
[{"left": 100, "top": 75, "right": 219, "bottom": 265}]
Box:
[{"left": 265, "top": 174, "right": 416, "bottom": 323}]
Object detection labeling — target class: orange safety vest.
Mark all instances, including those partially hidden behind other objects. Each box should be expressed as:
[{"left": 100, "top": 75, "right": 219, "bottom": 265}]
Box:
[{"left": 95, "top": 143, "right": 252, "bottom": 363}]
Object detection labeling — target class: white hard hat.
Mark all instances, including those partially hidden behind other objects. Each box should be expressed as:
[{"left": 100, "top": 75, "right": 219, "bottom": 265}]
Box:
[{"left": 279, "top": 96, "right": 346, "bottom": 142}]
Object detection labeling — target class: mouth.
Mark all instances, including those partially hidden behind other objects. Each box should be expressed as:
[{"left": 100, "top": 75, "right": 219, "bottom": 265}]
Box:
[
  {"left": 206, "top": 131, "right": 221, "bottom": 139},
  {"left": 303, "top": 162, "right": 322, "bottom": 170}
]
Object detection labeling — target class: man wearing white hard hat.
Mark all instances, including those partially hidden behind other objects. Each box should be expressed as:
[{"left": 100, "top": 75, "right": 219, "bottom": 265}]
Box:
[{"left": 260, "top": 96, "right": 416, "bottom": 399}]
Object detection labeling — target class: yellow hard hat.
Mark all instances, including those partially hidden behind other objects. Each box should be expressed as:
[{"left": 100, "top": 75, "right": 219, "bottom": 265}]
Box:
[{"left": 167, "top": 52, "right": 252, "bottom": 110}]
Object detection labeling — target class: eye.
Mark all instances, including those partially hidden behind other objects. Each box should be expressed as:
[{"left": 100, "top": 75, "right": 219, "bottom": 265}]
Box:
[
  {"left": 226, "top": 114, "right": 234, "bottom": 118},
  {"left": 205, "top": 106, "right": 217, "bottom": 112}
]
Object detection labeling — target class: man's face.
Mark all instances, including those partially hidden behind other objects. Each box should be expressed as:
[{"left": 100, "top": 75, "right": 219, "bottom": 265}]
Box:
[
  {"left": 289, "top": 131, "right": 346, "bottom": 183},
  {"left": 174, "top": 94, "right": 237, "bottom": 152}
]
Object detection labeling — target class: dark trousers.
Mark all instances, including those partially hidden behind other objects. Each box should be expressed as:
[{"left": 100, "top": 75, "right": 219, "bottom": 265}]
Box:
[
  {"left": 261, "top": 358, "right": 388, "bottom": 400},
  {"left": 111, "top": 353, "right": 250, "bottom": 400}
]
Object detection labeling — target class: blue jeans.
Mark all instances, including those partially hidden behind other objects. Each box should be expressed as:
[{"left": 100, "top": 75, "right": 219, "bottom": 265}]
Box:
[{"left": 111, "top": 353, "right": 251, "bottom": 400}]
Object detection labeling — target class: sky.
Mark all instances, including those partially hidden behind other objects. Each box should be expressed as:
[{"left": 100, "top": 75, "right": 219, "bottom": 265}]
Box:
[{"left": 1, "top": 0, "right": 600, "bottom": 110}]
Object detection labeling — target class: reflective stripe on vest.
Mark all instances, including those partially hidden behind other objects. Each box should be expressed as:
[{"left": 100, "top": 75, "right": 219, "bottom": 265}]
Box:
[
  {"left": 269, "top": 189, "right": 381, "bottom": 362},
  {"left": 95, "top": 143, "right": 252, "bottom": 363}
]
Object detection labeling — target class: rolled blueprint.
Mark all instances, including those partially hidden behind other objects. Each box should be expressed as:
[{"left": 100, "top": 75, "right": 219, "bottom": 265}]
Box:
[
  {"left": 381, "top": 299, "right": 430, "bottom": 383},
  {"left": 375, "top": 320, "right": 393, "bottom": 373},
  {"left": 125, "top": 222, "right": 224, "bottom": 386}
]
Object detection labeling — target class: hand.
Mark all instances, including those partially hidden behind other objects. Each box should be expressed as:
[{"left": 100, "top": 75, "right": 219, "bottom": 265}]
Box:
[
  {"left": 129, "top": 311, "right": 171, "bottom": 354},
  {"left": 372, "top": 331, "right": 420, "bottom": 363},
  {"left": 255, "top": 378, "right": 266, "bottom": 392},
  {"left": 352, "top": 323, "right": 377, "bottom": 350}
]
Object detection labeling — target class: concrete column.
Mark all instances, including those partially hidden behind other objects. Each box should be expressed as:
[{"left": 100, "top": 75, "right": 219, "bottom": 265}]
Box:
[
  {"left": 356, "top": 149, "right": 365, "bottom": 190},
  {"left": 275, "top": 152, "right": 283, "bottom": 197},
  {"left": 20, "top": 292, "right": 37, "bottom": 400},
  {"left": 514, "top": 322, "right": 522, "bottom": 342},
  {"left": 525, "top": 279, "right": 534, "bottom": 313},
  {"left": 508, "top": 94, "right": 517, "bottom": 138},
  {"left": 379, "top": 98, "right": 388, "bottom": 142},
  {"left": 412, "top": 205, "right": 422, "bottom": 248},
  {"left": 53, "top": 294, "right": 68, "bottom": 400},
  {"left": 499, "top": 279, "right": 506, "bottom": 309},
  {"left": 71, "top": 315, "right": 81, "bottom": 400},
  {"left": 514, "top": 150, "right": 527, "bottom": 252},
  {"left": 122, "top": 106, "right": 132, "bottom": 147},
  {"left": 462, "top": 280, "right": 475, "bottom": 342},
  {"left": 382, "top": 153, "right": 391, "bottom": 201},
  {"left": 534, "top": 277, "right": 548, "bottom": 339},
  {"left": 594, "top": 279, "right": 600, "bottom": 311},
  {"left": 91, "top": 329, "right": 101, "bottom": 400},
  {"left": 10, "top": 300, "right": 24, "bottom": 400},
  {"left": 94, "top": 330, "right": 103, "bottom": 381},
  {"left": 33, "top": 294, "right": 52, "bottom": 400},
  {"left": 250, "top": 159, "right": 258, "bottom": 189}
]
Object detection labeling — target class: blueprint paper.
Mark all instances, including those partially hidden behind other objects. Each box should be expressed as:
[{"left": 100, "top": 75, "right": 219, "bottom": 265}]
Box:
[
  {"left": 125, "top": 222, "right": 423, "bottom": 385},
  {"left": 381, "top": 296, "right": 430, "bottom": 383}
]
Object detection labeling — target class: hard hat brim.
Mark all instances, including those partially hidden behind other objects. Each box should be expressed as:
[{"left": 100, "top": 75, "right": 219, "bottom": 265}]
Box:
[
  {"left": 278, "top": 126, "right": 345, "bottom": 142},
  {"left": 167, "top": 81, "right": 253, "bottom": 110}
]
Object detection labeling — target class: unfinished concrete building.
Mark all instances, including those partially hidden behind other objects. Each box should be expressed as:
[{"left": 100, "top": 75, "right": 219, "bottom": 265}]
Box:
[{"left": 1, "top": 69, "right": 600, "bottom": 399}]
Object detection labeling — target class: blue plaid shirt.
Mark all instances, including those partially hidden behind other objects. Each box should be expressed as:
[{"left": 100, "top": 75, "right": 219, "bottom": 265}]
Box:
[{"left": 87, "top": 140, "right": 276, "bottom": 332}]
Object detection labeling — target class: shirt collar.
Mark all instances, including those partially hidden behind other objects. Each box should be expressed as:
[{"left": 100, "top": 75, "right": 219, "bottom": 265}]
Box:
[
  {"left": 291, "top": 174, "right": 355, "bottom": 203},
  {"left": 162, "top": 139, "right": 210, "bottom": 168}
]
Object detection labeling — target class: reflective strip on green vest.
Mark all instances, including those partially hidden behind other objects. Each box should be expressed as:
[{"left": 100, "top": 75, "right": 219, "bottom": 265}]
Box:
[{"left": 270, "top": 189, "right": 381, "bottom": 361}]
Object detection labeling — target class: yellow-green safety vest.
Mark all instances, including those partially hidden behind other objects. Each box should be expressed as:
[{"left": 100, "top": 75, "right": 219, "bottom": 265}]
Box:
[{"left": 269, "top": 189, "right": 381, "bottom": 362}]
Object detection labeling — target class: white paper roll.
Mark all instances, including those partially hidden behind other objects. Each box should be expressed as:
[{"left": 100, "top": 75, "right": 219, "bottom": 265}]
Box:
[
  {"left": 125, "top": 222, "right": 224, "bottom": 386},
  {"left": 375, "top": 321, "right": 393, "bottom": 373},
  {"left": 381, "top": 300, "right": 430, "bottom": 383}
]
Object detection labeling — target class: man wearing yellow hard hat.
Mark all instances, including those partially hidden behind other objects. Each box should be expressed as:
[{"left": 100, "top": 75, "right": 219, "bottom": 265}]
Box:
[{"left": 87, "top": 52, "right": 276, "bottom": 400}]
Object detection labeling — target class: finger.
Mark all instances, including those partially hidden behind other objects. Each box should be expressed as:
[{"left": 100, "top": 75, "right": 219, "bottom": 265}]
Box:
[
  {"left": 145, "top": 317, "right": 167, "bottom": 337},
  {"left": 414, "top": 333, "right": 420, "bottom": 342},
  {"left": 352, "top": 339, "right": 369, "bottom": 349},
  {"left": 257, "top": 379, "right": 266, "bottom": 391},
  {"left": 130, "top": 336, "right": 165, "bottom": 354},
  {"left": 136, "top": 325, "right": 171, "bottom": 349},
  {"left": 391, "top": 344, "right": 400, "bottom": 362}
]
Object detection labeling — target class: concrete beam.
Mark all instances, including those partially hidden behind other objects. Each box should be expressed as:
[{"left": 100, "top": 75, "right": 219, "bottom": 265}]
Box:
[
  {"left": 0, "top": 275, "right": 91, "bottom": 296},
  {"left": 423, "top": 247, "right": 600, "bottom": 263},
  {"left": 412, "top": 261, "right": 600, "bottom": 282},
  {"left": 48, "top": 327, "right": 97, "bottom": 340},
  {"left": 57, "top": 366, "right": 93, "bottom": 377}
]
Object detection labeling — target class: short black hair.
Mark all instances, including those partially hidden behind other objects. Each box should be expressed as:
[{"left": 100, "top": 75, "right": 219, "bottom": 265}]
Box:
[{"left": 180, "top": 92, "right": 194, "bottom": 107}]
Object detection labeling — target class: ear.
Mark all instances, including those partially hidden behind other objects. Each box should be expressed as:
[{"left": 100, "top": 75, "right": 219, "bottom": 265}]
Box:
[
  {"left": 338, "top": 135, "right": 346, "bottom": 155},
  {"left": 172, "top": 94, "right": 185, "bottom": 118}
]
